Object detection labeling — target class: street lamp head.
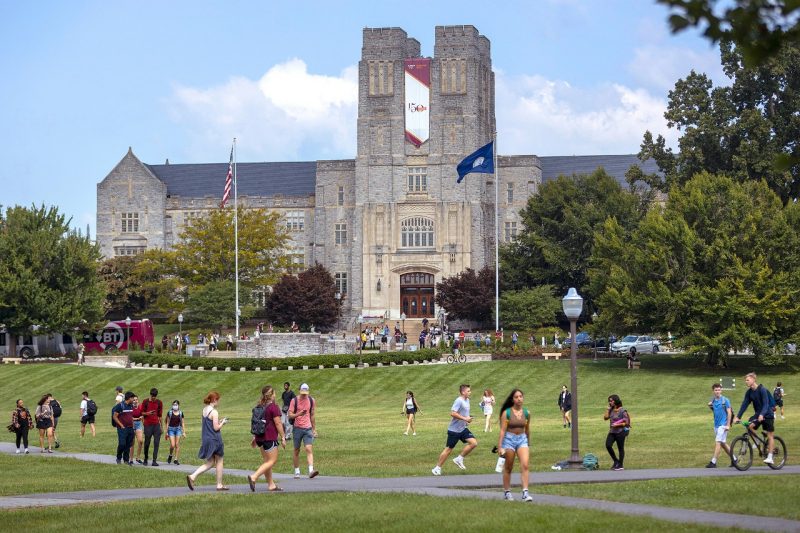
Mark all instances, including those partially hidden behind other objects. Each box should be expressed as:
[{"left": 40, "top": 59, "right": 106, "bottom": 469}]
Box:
[
  {"left": 562, "top": 287, "right": 584, "bottom": 320},
  {"left": 178, "top": 313, "right": 183, "bottom": 323},
  {"left": 400, "top": 313, "right": 406, "bottom": 320},
  {"left": 357, "top": 314, "right": 363, "bottom": 323},
  {"left": 125, "top": 316, "right": 131, "bottom": 326}
]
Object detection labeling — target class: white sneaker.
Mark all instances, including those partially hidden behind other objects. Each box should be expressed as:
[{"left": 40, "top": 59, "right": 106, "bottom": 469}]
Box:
[
  {"left": 294, "top": 472, "right": 301, "bottom": 479},
  {"left": 15, "top": 449, "right": 20, "bottom": 454},
  {"left": 452, "top": 456, "right": 466, "bottom": 470},
  {"left": 412, "top": 432, "right": 416, "bottom": 436},
  {"left": 781, "top": 415, "right": 785, "bottom": 420},
  {"left": 504, "top": 491, "right": 514, "bottom": 501},
  {"left": 431, "top": 466, "right": 442, "bottom": 476},
  {"left": 522, "top": 490, "right": 533, "bottom": 502},
  {"left": 763, "top": 456, "right": 774, "bottom": 464},
  {"left": 403, "top": 432, "right": 408, "bottom": 436}
]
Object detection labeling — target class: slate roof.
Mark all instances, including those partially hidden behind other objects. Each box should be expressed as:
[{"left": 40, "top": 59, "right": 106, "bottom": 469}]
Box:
[
  {"left": 146, "top": 161, "right": 318, "bottom": 197},
  {"left": 144, "top": 154, "right": 660, "bottom": 197},
  {"left": 538, "top": 155, "right": 661, "bottom": 187}
]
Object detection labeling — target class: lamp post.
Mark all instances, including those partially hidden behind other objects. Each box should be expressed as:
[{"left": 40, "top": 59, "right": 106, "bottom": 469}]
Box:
[
  {"left": 562, "top": 287, "right": 584, "bottom": 468},
  {"left": 125, "top": 316, "right": 131, "bottom": 353},
  {"left": 357, "top": 314, "right": 363, "bottom": 367},
  {"left": 592, "top": 312, "right": 598, "bottom": 362},
  {"left": 400, "top": 313, "right": 406, "bottom": 351},
  {"left": 335, "top": 292, "right": 341, "bottom": 333}
]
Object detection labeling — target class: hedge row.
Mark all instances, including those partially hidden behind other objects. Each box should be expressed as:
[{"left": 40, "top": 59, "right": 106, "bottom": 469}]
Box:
[{"left": 129, "top": 348, "right": 444, "bottom": 371}]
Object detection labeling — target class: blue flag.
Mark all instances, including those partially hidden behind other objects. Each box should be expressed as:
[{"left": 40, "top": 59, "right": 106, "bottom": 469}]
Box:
[{"left": 456, "top": 141, "right": 494, "bottom": 183}]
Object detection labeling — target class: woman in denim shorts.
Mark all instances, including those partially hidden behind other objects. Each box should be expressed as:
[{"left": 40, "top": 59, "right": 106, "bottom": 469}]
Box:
[
  {"left": 131, "top": 396, "right": 145, "bottom": 464},
  {"left": 496, "top": 388, "right": 532, "bottom": 502},
  {"left": 165, "top": 400, "right": 186, "bottom": 465}
]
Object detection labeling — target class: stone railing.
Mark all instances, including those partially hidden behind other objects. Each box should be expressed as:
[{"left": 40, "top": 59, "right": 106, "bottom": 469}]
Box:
[{"left": 237, "top": 333, "right": 357, "bottom": 358}]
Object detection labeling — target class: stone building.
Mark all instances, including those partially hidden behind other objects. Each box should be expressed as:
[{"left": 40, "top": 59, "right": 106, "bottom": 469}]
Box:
[{"left": 96, "top": 25, "right": 656, "bottom": 326}]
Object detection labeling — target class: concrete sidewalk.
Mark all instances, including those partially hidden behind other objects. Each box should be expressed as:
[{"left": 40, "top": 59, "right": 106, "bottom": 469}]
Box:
[{"left": 2, "top": 443, "right": 799, "bottom": 532}]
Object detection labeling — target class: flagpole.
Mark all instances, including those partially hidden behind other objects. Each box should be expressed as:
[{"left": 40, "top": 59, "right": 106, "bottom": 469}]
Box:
[
  {"left": 233, "top": 138, "right": 240, "bottom": 341},
  {"left": 494, "top": 132, "right": 499, "bottom": 334}
]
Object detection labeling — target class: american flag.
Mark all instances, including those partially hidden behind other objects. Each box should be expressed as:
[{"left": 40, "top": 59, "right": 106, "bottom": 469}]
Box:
[{"left": 220, "top": 146, "right": 233, "bottom": 208}]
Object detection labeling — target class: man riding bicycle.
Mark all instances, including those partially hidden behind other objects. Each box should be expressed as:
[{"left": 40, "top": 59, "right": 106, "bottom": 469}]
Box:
[{"left": 732, "top": 372, "right": 776, "bottom": 465}]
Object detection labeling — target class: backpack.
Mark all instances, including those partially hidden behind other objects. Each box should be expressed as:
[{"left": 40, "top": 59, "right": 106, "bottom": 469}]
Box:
[
  {"left": 582, "top": 453, "right": 599, "bottom": 470},
  {"left": 289, "top": 397, "right": 314, "bottom": 426},
  {"left": 251, "top": 404, "right": 267, "bottom": 436},
  {"left": 111, "top": 405, "right": 118, "bottom": 428},
  {"left": 504, "top": 407, "right": 530, "bottom": 421},
  {"left": 50, "top": 399, "right": 62, "bottom": 418},
  {"left": 773, "top": 387, "right": 783, "bottom": 401},
  {"left": 86, "top": 399, "right": 98, "bottom": 416}
]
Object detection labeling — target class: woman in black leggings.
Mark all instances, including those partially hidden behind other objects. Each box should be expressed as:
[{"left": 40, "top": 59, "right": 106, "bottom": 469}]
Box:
[
  {"left": 603, "top": 394, "right": 630, "bottom": 471},
  {"left": 11, "top": 399, "right": 33, "bottom": 454}
]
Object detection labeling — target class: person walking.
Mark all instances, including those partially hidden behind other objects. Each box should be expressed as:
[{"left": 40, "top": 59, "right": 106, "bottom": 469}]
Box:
[
  {"left": 773, "top": 382, "right": 785, "bottom": 419},
  {"left": 111, "top": 391, "right": 136, "bottom": 465},
  {"left": 79, "top": 391, "right": 97, "bottom": 437},
  {"left": 187, "top": 391, "right": 228, "bottom": 491},
  {"left": 165, "top": 400, "right": 186, "bottom": 465},
  {"left": 603, "top": 394, "right": 630, "bottom": 471},
  {"left": 49, "top": 395, "right": 62, "bottom": 448},
  {"left": 131, "top": 395, "right": 145, "bottom": 464},
  {"left": 402, "top": 391, "right": 420, "bottom": 436},
  {"left": 288, "top": 383, "right": 319, "bottom": 479},
  {"left": 497, "top": 388, "right": 533, "bottom": 502},
  {"left": 114, "top": 386, "right": 124, "bottom": 404},
  {"left": 10, "top": 399, "right": 33, "bottom": 454},
  {"left": 281, "top": 382, "right": 296, "bottom": 439},
  {"left": 369, "top": 328, "right": 376, "bottom": 349},
  {"left": 141, "top": 388, "right": 163, "bottom": 466},
  {"left": 77, "top": 342, "right": 85, "bottom": 365},
  {"left": 558, "top": 385, "right": 572, "bottom": 429},
  {"left": 706, "top": 383, "right": 734, "bottom": 468},
  {"left": 733, "top": 372, "right": 777, "bottom": 465},
  {"left": 431, "top": 384, "right": 478, "bottom": 475},
  {"left": 481, "top": 389, "right": 496, "bottom": 432},
  {"left": 226, "top": 333, "right": 234, "bottom": 351},
  {"left": 247, "top": 385, "right": 286, "bottom": 492},
  {"left": 34, "top": 395, "right": 55, "bottom": 453}
]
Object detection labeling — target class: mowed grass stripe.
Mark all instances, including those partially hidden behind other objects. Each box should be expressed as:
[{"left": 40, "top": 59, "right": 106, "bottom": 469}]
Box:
[{"left": 1, "top": 357, "right": 796, "bottom": 477}]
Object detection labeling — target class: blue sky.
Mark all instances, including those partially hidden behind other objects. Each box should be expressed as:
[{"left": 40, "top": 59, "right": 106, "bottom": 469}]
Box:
[{"left": 0, "top": 1, "right": 726, "bottom": 237}]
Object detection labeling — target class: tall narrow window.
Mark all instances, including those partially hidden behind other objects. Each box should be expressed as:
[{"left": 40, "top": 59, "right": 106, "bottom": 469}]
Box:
[
  {"left": 335, "top": 272, "right": 348, "bottom": 295},
  {"left": 507, "top": 183, "right": 514, "bottom": 204},
  {"left": 407, "top": 167, "right": 428, "bottom": 192},
  {"left": 504, "top": 221, "right": 518, "bottom": 243},
  {"left": 337, "top": 186, "right": 345, "bottom": 206},
  {"left": 335, "top": 223, "right": 347, "bottom": 245},
  {"left": 121, "top": 212, "right": 139, "bottom": 233},
  {"left": 401, "top": 217, "right": 434, "bottom": 248}
]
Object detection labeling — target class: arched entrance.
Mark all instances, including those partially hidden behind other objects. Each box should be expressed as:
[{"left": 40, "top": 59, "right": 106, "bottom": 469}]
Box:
[{"left": 400, "top": 272, "right": 435, "bottom": 318}]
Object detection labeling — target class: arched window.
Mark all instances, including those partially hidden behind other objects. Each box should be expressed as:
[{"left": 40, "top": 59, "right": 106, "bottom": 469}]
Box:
[{"left": 401, "top": 217, "right": 434, "bottom": 248}]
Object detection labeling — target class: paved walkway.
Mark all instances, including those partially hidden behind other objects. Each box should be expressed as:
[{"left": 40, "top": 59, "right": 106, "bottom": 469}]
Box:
[{"left": 2, "top": 443, "right": 799, "bottom": 532}]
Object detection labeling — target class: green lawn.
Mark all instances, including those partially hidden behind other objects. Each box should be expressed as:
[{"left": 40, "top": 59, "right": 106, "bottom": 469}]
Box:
[
  {"left": 1, "top": 356, "right": 797, "bottom": 477},
  {"left": 0, "top": 493, "right": 733, "bottom": 532},
  {"left": 0, "top": 454, "right": 237, "bottom": 496},
  {"left": 532, "top": 475, "right": 800, "bottom": 520}
]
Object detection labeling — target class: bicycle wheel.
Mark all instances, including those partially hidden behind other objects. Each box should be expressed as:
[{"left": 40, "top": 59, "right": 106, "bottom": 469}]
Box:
[
  {"left": 458, "top": 353, "right": 467, "bottom": 364},
  {"left": 730, "top": 436, "right": 753, "bottom": 471},
  {"left": 446, "top": 355, "right": 455, "bottom": 364},
  {"left": 767, "top": 435, "right": 787, "bottom": 470}
]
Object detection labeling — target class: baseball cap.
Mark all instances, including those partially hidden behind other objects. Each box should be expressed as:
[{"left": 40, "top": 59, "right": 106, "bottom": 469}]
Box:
[{"left": 299, "top": 383, "right": 310, "bottom": 394}]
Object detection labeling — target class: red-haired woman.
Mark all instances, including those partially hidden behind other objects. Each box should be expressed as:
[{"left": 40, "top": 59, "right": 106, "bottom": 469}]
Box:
[{"left": 186, "top": 391, "right": 228, "bottom": 491}]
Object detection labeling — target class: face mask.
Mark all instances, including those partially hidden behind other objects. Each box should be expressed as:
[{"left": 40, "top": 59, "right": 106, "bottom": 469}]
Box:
[{"left": 172, "top": 404, "right": 179, "bottom": 410}]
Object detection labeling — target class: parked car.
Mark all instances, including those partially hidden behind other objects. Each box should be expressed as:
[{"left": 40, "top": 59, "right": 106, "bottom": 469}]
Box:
[
  {"left": 610, "top": 335, "right": 659, "bottom": 355},
  {"left": 563, "top": 332, "right": 606, "bottom": 348}
]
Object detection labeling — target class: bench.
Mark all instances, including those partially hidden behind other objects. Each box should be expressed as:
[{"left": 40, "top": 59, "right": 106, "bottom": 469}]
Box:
[
  {"left": 542, "top": 353, "right": 562, "bottom": 360},
  {"left": 631, "top": 361, "right": 641, "bottom": 370},
  {"left": 3, "top": 357, "right": 22, "bottom": 365}
]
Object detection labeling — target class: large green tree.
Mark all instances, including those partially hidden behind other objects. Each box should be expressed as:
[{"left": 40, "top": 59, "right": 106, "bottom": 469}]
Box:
[
  {"left": 186, "top": 280, "right": 254, "bottom": 330},
  {"left": 501, "top": 168, "right": 645, "bottom": 306},
  {"left": 98, "top": 255, "right": 158, "bottom": 319},
  {"left": 499, "top": 286, "right": 562, "bottom": 332},
  {"left": 0, "top": 205, "right": 105, "bottom": 353},
  {"left": 593, "top": 173, "right": 800, "bottom": 366},
  {"left": 630, "top": 39, "right": 800, "bottom": 203},
  {"left": 265, "top": 264, "right": 340, "bottom": 331},
  {"left": 434, "top": 266, "right": 494, "bottom": 324}
]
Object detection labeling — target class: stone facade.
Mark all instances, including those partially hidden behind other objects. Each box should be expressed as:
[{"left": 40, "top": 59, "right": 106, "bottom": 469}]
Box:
[
  {"left": 95, "top": 25, "right": 544, "bottom": 325},
  {"left": 237, "top": 334, "right": 356, "bottom": 358}
]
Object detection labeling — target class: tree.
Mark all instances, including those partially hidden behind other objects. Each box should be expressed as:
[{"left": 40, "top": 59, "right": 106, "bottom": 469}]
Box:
[
  {"left": 593, "top": 173, "right": 800, "bottom": 366},
  {"left": 499, "top": 286, "right": 562, "bottom": 332},
  {"left": 501, "top": 168, "right": 645, "bottom": 306},
  {"left": 173, "top": 208, "right": 290, "bottom": 287},
  {"left": 0, "top": 205, "right": 105, "bottom": 354},
  {"left": 132, "top": 249, "right": 184, "bottom": 318},
  {"left": 434, "top": 266, "right": 494, "bottom": 323},
  {"left": 265, "top": 264, "right": 341, "bottom": 330},
  {"left": 658, "top": 0, "right": 800, "bottom": 66},
  {"left": 186, "top": 280, "right": 254, "bottom": 330},
  {"left": 98, "top": 256, "right": 157, "bottom": 319},
  {"left": 631, "top": 40, "right": 800, "bottom": 203}
]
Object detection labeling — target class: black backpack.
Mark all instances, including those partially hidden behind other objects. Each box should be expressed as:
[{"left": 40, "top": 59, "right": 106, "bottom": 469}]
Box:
[
  {"left": 86, "top": 399, "right": 97, "bottom": 416},
  {"left": 251, "top": 404, "right": 267, "bottom": 436},
  {"left": 50, "top": 399, "right": 62, "bottom": 418},
  {"left": 773, "top": 387, "right": 783, "bottom": 401}
]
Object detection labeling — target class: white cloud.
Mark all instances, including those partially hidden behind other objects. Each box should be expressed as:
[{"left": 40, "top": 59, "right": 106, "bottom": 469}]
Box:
[
  {"left": 169, "top": 59, "right": 358, "bottom": 161},
  {"left": 628, "top": 44, "right": 727, "bottom": 92},
  {"left": 495, "top": 71, "right": 679, "bottom": 156}
]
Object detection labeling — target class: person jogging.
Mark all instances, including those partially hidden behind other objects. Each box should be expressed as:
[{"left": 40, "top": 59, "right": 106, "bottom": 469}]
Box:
[
  {"left": 733, "top": 372, "right": 777, "bottom": 465},
  {"left": 705, "top": 383, "right": 734, "bottom": 468},
  {"left": 431, "top": 384, "right": 478, "bottom": 475}
]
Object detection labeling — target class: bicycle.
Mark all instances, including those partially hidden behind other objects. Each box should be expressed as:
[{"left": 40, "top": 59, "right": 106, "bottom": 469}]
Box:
[
  {"left": 446, "top": 351, "right": 467, "bottom": 364},
  {"left": 729, "top": 420, "right": 787, "bottom": 471}
]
